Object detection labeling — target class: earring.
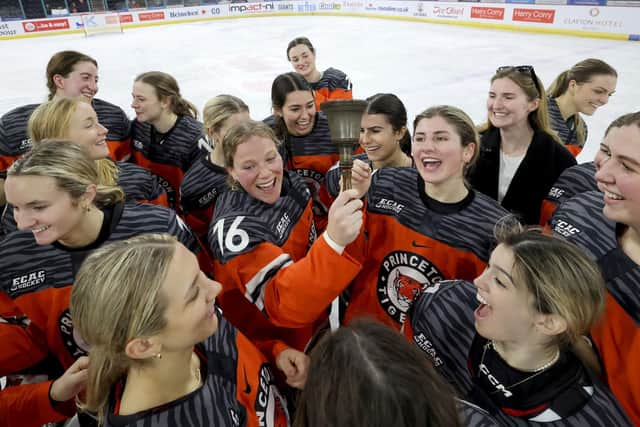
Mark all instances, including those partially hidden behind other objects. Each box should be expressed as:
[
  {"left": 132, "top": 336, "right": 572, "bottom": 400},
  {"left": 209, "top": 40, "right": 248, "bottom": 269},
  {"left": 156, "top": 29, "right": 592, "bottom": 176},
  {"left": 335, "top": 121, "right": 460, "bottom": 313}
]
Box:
[{"left": 155, "top": 353, "right": 162, "bottom": 359}]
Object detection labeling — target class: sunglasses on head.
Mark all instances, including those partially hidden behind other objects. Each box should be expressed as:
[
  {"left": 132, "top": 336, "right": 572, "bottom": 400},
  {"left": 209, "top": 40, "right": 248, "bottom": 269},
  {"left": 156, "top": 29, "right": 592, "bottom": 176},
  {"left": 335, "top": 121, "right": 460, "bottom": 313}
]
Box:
[{"left": 496, "top": 65, "right": 541, "bottom": 96}]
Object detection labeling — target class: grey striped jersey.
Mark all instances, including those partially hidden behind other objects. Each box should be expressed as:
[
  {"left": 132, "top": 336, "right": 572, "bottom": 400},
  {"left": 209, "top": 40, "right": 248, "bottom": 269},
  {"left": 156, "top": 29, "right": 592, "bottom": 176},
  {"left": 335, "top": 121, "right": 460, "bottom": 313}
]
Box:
[
  {"left": 0, "top": 202, "right": 196, "bottom": 299},
  {"left": 547, "top": 97, "right": 585, "bottom": 148},
  {"left": 180, "top": 156, "right": 228, "bottom": 213},
  {"left": 550, "top": 191, "right": 640, "bottom": 326},
  {"left": 409, "top": 280, "right": 631, "bottom": 426},
  {"left": 0, "top": 160, "right": 167, "bottom": 237},
  {"left": 209, "top": 171, "right": 312, "bottom": 264},
  {"left": 104, "top": 311, "right": 290, "bottom": 427}
]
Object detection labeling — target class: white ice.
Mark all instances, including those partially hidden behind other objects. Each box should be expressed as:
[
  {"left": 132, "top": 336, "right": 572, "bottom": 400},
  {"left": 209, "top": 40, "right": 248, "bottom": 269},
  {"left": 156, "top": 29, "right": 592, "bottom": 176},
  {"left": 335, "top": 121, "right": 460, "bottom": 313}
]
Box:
[{"left": 1, "top": 15, "right": 639, "bottom": 162}]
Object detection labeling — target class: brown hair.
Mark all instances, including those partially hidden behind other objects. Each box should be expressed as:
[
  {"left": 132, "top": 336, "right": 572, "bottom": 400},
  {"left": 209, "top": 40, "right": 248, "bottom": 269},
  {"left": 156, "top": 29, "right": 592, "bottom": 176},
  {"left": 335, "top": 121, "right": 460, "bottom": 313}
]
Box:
[
  {"left": 286, "top": 36, "right": 315, "bottom": 60},
  {"left": 135, "top": 71, "right": 198, "bottom": 119},
  {"left": 604, "top": 111, "right": 640, "bottom": 137},
  {"left": 294, "top": 320, "right": 461, "bottom": 427},
  {"left": 548, "top": 59, "right": 617, "bottom": 146},
  {"left": 413, "top": 105, "right": 480, "bottom": 174},
  {"left": 479, "top": 67, "right": 559, "bottom": 143},
  {"left": 46, "top": 51, "right": 98, "bottom": 100},
  {"left": 270, "top": 72, "right": 314, "bottom": 143}
]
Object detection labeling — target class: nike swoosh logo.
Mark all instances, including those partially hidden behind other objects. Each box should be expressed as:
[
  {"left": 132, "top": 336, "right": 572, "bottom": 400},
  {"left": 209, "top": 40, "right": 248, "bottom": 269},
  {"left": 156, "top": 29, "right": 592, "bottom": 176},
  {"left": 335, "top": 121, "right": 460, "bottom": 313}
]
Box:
[
  {"left": 412, "top": 240, "right": 431, "bottom": 248},
  {"left": 243, "top": 367, "right": 251, "bottom": 394}
]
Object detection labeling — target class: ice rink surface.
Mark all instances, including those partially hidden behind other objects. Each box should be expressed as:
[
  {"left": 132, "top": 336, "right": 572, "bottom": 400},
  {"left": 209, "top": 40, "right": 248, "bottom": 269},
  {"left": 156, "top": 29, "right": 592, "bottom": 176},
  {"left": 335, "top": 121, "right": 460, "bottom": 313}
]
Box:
[{"left": 1, "top": 15, "right": 638, "bottom": 162}]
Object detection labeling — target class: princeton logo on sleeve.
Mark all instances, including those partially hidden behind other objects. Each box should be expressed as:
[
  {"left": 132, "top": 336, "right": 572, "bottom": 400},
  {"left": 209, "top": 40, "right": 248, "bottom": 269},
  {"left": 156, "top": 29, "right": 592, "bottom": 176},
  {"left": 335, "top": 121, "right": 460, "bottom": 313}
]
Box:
[
  {"left": 377, "top": 251, "right": 443, "bottom": 324},
  {"left": 59, "top": 309, "right": 90, "bottom": 359}
]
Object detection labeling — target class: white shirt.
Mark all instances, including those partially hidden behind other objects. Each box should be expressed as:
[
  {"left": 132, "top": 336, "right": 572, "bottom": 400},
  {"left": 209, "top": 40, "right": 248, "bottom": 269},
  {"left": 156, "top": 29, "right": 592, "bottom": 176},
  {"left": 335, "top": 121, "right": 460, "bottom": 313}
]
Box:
[{"left": 498, "top": 150, "right": 526, "bottom": 203}]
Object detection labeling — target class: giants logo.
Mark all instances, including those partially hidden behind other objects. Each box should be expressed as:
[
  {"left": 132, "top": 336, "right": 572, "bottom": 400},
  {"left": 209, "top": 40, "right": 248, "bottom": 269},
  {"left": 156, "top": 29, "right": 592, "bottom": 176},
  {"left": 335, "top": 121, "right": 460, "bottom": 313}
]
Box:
[
  {"left": 255, "top": 364, "right": 290, "bottom": 426},
  {"left": 59, "top": 309, "right": 90, "bottom": 359},
  {"left": 377, "top": 251, "right": 443, "bottom": 324}
]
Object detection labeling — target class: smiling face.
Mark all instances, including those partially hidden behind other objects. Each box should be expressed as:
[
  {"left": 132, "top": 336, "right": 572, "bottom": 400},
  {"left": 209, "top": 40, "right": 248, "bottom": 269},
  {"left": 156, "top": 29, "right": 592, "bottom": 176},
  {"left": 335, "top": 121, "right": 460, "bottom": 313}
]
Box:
[
  {"left": 275, "top": 90, "right": 316, "bottom": 137},
  {"left": 595, "top": 124, "right": 640, "bottom": 228},
  {"left": 288, "top": 44, "right": 318, "bottom": 81},
  {"left": 154, "top": 243, "right": 222, "bottom": 351},
  {"left": 65, "top": 102, "right": 109, "bottom": 159},
  {"left": 54, "top": 61, "right": 98, "bottom": 101},
  {"left": 131, "top": 80, "right": 168, "bottom": 125},
  {"left": 473, "top": 244, "right": 541, "bottom": 344},
  {"left": 412, "top": 116, "right": 474, "bottom": 189},
  {"left": 359, "top": 113, "right": 403, "bottom": 164},
  {"left": 570, "top": 74, "right": 617, "bottom": 116},
  {"left": 487, "top": 77, "right": 539, "bottom": 130},
  {"left": 5, "top": 175, "right": 90, "bottom": 246},
  {"left": 228, "top": 135, "right": 284, "bottom": 204}
]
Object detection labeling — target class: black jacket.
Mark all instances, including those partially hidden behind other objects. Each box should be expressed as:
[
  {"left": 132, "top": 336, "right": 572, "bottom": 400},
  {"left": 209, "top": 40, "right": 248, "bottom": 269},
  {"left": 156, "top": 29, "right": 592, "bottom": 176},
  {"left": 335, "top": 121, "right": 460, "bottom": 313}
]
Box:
[{"left": 468, "top": 127, "right": 576, "bottom": 225}]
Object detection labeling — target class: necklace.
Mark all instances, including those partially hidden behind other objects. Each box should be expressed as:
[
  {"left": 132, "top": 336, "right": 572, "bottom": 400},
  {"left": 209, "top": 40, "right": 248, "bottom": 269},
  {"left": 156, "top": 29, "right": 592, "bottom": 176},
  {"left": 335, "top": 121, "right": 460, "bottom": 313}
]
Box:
[{"left": 479, "top": 340, "right": 560, "bottom": 395}]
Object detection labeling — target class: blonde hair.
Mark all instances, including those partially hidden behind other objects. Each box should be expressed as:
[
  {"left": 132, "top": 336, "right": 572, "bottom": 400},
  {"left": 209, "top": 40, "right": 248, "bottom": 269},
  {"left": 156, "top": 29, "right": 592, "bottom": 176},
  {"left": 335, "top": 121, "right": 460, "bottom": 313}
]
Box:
[
  {"left": 548, "top": 59, "right": 617, "bottom": 147},
  {"left": 222, "top": 120, "right": 281, "bottom": 189},
  {"left": 45, "top": 50, "right": 97, "bottom": 101},
  {"left": 413, "top": 105, "right": 480, "bottom": 173},
  {"left": 202, "top": 95, "right": 249, "bottom": 141},
  {"left": 8, "top": 140, "right": 124, "bottom": 209},
  {"left": 27, "top": 98, "right": 118, "bottom": 186},
  {"left": 495, "top": 225, "right": 605, "bottom": 375},
  {"left": 70, "top": 233, "right": 176, "bottom": 425},
  {"left": 135, "top": 71, "right": 198, "bottom": 119},
  {"left": 480, "top": 68, "right": 559, "bottom": 143}
]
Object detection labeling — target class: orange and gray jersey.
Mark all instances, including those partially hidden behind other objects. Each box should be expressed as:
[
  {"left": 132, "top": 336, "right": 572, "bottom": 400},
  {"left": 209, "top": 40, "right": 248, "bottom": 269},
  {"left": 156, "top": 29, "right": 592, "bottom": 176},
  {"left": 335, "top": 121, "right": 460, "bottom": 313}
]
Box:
[
  {"left": 0, "top": 203, "right": 197, "bottom": 427},
  {"left": 92, "top": 98, "right": 132, "bottom": 161},
  {"left": 0, "top": 160, "right": 168, "bottom": 237},
  {"left": 104, "top": 312, "right": 290, "bottom": 427},
  {"left": 266, "top": 112, "right": 360, "bottom": 232},
  {"left": 130, "top": 115, "right": 209, "bottom": 211},
  {"left": 551, "top": 190, "right": 640, "bottom": 424},
  {"left": 180, "top": 156, "right": 229, "bottom": 243},
  {"left": 0, "top": 103, "right": 38, "bottom": 176},
  {"left": 344, "top": 167, "right": 507, "bottom": 329},
  {"left": 539, "top": 162, "right": 597, "bottom": 227},
  {"left": 311, "top": 67, "right": 352, "bottom": 110},
  {"left": 407, "top": 280, "right": 631, "bottom": 426}
]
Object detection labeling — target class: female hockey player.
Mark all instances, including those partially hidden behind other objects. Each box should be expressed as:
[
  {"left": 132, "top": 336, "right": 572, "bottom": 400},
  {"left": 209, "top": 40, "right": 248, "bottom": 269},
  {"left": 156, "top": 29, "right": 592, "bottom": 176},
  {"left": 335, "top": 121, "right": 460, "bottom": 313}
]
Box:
[
  {"left": 325, "top": 93, "right": 413, "bottom": 198},
  {"left": 0, "top": 97, "right": 167, "bottom": 236},
  {"left": 210, "top": 120, "right": 363, "bottom": 357},
  {"left": 0, "top": 50, "right": 130, "bottom": 205},
  {"left": 550, "top": 111, "right": 640, "bottom": 424},
  {"left": 70, "top": 233, "right": 292, "bottom": 427},
  {"left": 547, "top": 58, "right": 617, "bottom": 156},
  {"left": 266, "top": 71, "right": 360, "bottom": 232},
  {"left": 341, "top": 105, "right": 508, "bottom": 330},
  {"left": 407, "top": 227, "right": 631, "bottom": 426},
  {"left": 468, "top": 65, "right": 576, "bottom": 225},
  {"left": 286, "top": 36, "right": 352, "bottom": 110},
  {"left": 130, "top": 71, "right": 209, "bottom": 210},
  {"left": 180, "top": 95, "right": 250, "bottom": 242},
  {"left": 0, "top": 142, "right": 198, "bottom": 427}
]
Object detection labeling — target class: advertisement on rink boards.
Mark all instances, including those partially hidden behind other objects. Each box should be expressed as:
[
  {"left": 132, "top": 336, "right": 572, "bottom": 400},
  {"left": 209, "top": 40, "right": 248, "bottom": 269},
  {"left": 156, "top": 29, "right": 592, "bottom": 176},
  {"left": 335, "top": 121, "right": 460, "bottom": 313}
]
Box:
[{"left": 0, "top": 0, "right": 638, "bottom": 40}]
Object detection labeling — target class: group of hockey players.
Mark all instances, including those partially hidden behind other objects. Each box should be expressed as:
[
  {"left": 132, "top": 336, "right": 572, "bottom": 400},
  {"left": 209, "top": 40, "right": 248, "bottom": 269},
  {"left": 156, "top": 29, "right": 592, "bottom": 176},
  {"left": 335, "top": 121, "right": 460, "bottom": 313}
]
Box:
[{"left": 0, "top": 35, "right": 638, "bottom": 427}]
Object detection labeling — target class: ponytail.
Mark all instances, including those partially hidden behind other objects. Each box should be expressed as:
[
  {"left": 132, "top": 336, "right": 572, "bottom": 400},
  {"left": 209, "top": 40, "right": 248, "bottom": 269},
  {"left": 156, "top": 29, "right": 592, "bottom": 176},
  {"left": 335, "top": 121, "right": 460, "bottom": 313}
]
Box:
[
  {"left": 547, "top": 70, "right": 571, "bottom": 98},
  {"left": 77, "top": 347, "right": 129, "bottom": 426}
]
